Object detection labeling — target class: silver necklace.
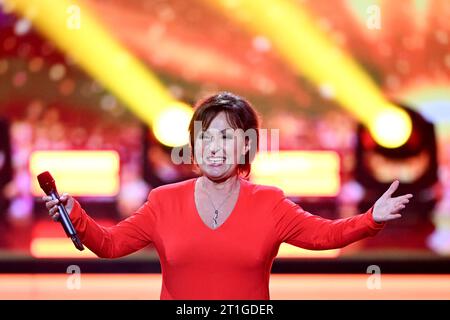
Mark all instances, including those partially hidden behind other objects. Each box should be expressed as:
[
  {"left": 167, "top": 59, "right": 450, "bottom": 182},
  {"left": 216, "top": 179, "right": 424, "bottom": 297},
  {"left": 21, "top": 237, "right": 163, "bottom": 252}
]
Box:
[{"left": 201, "top": 177, "right": 239, "bottom": 229}]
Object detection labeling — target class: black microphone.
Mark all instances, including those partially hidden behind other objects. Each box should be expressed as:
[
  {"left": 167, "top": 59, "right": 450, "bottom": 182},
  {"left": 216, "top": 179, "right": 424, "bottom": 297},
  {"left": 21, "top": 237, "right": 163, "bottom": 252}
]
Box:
[{"left": 37, "top": 171, "right": 84, "bottom": 251}]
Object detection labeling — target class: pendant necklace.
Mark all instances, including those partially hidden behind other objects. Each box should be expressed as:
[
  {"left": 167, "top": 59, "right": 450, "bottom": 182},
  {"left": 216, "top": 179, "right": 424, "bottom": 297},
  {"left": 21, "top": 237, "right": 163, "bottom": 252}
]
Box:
[{"left": 201, "top": 177, "right": 239, "bottom": 229}]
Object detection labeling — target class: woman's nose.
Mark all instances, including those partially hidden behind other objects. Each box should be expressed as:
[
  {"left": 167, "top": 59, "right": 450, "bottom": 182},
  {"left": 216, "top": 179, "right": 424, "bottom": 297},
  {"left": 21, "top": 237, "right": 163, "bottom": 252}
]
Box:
[{"left": 209, "top": 136, "right": 222, "bottom": 153}]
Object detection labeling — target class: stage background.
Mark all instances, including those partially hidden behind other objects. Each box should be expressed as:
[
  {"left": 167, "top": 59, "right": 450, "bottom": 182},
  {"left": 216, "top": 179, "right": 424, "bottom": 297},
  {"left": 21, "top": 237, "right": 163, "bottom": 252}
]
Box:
[{"left": 0, "top": 0, "right": 450, "bottom": 299}]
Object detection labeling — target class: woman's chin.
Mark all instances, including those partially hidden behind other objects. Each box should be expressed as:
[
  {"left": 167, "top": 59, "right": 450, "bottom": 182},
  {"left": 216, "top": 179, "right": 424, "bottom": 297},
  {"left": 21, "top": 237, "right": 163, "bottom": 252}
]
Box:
[{"left": 201, "top": 165, "right": 234, "bottom": 179}]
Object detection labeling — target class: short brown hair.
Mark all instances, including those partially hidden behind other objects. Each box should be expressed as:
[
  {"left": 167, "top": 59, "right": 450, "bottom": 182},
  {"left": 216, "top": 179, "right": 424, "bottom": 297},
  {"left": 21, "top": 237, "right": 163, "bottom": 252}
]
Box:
[{"left": 188, "top": 92, "right": 260, "bottom": 177}]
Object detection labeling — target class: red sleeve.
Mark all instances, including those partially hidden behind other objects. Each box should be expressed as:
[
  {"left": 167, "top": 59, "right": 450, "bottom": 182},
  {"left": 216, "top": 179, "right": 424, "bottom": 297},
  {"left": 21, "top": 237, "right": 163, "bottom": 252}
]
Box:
[
  {"left": 271, "top": 189, "right": 386, "bottom": 250},
  {"left": 68, "top": 190, "right": 158, "bottom": 258}
]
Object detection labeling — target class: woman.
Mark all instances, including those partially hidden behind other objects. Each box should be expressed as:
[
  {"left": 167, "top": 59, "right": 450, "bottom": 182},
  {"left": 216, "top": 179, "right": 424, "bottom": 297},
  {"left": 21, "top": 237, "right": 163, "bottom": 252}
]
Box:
[{"left": 43, "top": 92, "right": 413, "bottom": 300}]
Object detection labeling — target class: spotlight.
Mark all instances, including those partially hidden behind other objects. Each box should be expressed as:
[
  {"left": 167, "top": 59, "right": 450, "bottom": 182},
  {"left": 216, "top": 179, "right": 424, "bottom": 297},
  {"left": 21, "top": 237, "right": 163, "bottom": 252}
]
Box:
[{"left": 355, "top": 103, "right": 439, "bottom": 224}]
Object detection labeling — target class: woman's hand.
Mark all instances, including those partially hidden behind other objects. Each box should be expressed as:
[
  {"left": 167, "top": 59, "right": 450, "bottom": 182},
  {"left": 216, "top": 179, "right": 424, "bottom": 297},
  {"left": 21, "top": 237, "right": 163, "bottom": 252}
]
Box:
[
  {"left": 42, "top": 193, "right": 74, "bottom": 221},
  {"left": 373, "top": 180, "right": 413, "bottom": 223}
]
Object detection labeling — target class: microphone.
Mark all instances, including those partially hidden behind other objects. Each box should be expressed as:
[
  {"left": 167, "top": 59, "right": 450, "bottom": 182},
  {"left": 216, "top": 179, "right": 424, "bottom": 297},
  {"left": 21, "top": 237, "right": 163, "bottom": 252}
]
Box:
[{"left": 37, "top": 171, "right": 84, "bottom": 251}]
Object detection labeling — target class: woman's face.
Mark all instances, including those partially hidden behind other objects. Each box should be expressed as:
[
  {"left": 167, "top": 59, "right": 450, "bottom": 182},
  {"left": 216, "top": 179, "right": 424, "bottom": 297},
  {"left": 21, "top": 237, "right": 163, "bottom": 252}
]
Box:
[{"left": 194, "top": 111, "right": 248, "bottom": 182}]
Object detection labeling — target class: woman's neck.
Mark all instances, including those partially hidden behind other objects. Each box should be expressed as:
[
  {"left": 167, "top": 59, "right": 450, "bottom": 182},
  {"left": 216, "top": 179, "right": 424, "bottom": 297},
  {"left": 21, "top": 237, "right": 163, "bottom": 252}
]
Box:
[{"left": 200, "top": 175, "right": 239, "bottom": 194}]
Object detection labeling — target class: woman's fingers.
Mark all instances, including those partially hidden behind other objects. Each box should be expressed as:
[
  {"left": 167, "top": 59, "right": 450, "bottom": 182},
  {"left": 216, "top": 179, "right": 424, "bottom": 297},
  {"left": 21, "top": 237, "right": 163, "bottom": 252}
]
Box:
[
  {"left": 393, "top": 204, "right": 406, "bottom": 213},
  {"left": 391, "top": 194, "right": 412, "bottom": 208},
  {"left": 383, "top": 180, "right": 400, "bottom": 198},
  {"left": 43, "top": 193, "right": 72, "bottom": 222},
  {"left": 49, "top": 206, "right": 59, "bottom": 214},
  {"left": 393, "top": 194, "right": 413, "bottom": 202},
  {"left": 44, "top": 196, "right": 62, "bottom": 218},
  {"left": 44, "top": 196, "right": 68, "bottom": 209},
  {"left": 48, "top": 205, "right": 59, "bottom": 221},
  {"left": 60, "top": 193, "right": 70, "bottom": 205},
  {"left": 45, "top": 199, "right": 60, "bottom": 210}
]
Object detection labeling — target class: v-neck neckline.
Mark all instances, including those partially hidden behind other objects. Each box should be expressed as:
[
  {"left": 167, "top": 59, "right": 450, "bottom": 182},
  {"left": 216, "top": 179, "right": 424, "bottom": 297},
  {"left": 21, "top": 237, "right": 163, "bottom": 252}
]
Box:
[{"left": 192, "top": 177, "right": 244, "bottom": 232}]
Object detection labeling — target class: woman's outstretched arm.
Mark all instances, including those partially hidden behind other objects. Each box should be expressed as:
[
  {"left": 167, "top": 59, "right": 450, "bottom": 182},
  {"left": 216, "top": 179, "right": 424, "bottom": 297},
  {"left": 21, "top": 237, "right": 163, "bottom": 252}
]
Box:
[
  {"left": 43, "top": 190, "right": 159, "bottom": 258},
  {"left": 272, "top": 180, "right": 412, "bottom": 250}
]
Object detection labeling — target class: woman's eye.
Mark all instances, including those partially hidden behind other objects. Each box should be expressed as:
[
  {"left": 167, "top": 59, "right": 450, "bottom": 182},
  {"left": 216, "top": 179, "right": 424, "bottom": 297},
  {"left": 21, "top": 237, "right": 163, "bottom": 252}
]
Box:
[{"left": 200, "top": 133, "right": 211, "bottom": 140}]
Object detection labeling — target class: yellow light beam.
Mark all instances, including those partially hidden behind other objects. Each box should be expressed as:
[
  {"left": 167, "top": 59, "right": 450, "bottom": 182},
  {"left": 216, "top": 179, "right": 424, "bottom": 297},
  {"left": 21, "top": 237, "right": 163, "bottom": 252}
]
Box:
[
  {"left": 7, "top": 0, "right": 191, "bottom": 146},
  {"left": 204, "top": 0, "right": 412, "bottom": 148}
]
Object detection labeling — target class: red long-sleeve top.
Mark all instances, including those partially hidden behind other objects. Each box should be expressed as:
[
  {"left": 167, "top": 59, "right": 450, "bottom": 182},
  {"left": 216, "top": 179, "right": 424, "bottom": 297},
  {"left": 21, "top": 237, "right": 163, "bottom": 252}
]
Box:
[{"left": 69, "top": 177, "right": 385, "bottom": 299}]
